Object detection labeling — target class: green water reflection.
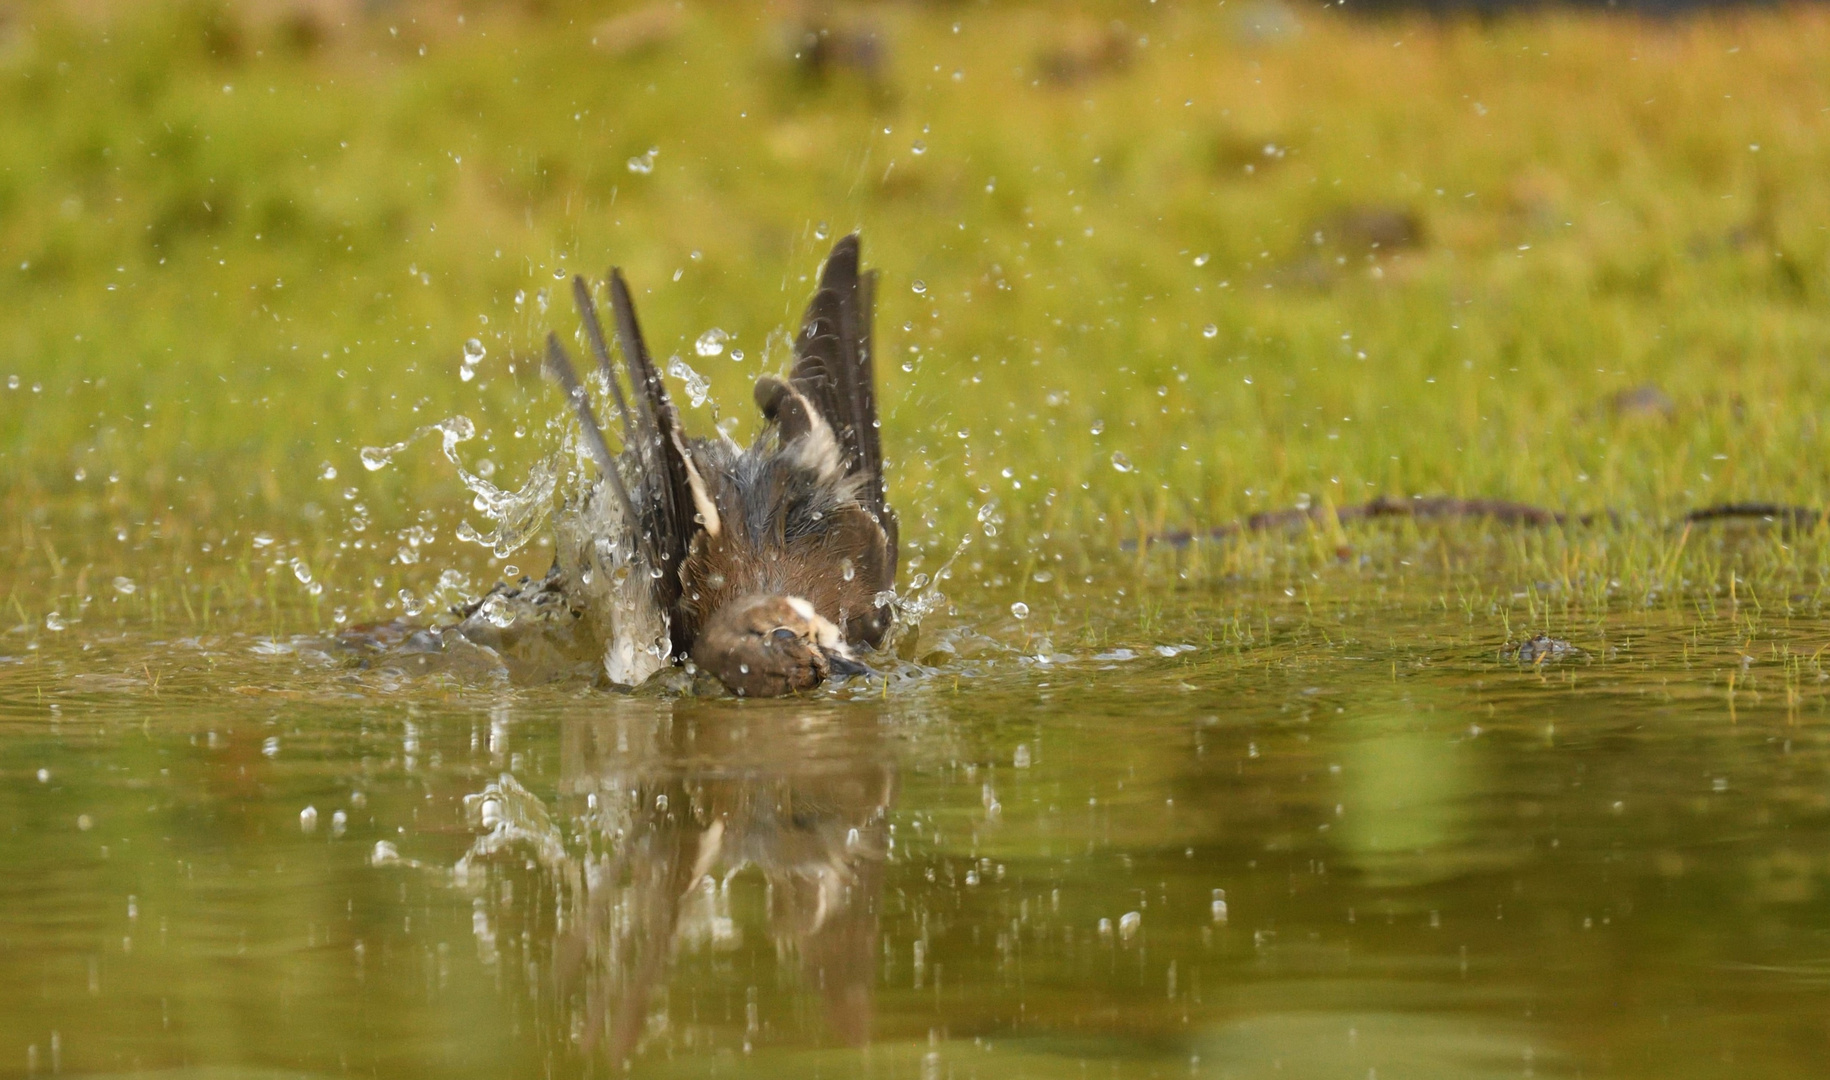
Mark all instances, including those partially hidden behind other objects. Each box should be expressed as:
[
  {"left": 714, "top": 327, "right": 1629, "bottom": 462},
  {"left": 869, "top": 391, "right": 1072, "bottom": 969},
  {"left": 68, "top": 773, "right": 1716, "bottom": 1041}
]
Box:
[{"left": 2, "top": 595, "right": 1829, "bottom": 1078}]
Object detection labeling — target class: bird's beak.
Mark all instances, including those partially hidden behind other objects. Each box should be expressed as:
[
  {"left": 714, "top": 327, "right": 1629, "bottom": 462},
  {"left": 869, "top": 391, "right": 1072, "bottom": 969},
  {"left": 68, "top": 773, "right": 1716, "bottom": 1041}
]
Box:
[{"left": 823, "top": 649, "right": 871, "bottom": 680}]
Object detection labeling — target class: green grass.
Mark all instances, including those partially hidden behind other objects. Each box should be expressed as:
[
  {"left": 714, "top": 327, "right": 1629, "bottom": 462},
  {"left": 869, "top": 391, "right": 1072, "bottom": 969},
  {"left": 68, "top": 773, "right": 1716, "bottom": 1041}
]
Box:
[{"left": 4, "top": 0, "right": 1830, "bottom": 633}]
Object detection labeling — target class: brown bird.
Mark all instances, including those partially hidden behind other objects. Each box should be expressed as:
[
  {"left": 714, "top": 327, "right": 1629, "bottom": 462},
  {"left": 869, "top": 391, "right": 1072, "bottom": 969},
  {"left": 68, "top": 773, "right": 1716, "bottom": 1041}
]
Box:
[{"left": 542, "top": 235, "right": 898, "bottom": 697}]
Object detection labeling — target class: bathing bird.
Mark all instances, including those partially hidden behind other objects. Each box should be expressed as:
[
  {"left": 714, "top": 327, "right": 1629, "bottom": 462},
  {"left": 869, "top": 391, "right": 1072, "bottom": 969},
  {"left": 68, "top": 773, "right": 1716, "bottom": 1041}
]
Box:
[{"left": 540, "top": 235, "right": 898, "bottom": 697}]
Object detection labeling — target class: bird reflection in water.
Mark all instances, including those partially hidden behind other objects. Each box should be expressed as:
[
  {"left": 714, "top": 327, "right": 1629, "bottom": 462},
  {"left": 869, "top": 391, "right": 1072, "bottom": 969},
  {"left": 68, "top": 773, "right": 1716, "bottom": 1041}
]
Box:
[{"left": 455, "top": 703, "right": 895, "bottom": 1064}]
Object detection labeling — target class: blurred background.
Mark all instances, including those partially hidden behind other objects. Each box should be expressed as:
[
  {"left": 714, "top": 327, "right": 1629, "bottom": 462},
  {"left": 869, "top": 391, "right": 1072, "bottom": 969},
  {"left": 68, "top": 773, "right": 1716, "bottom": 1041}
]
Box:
[{"left": 2, "top": 0, "right": 1829, "bottom": 628}]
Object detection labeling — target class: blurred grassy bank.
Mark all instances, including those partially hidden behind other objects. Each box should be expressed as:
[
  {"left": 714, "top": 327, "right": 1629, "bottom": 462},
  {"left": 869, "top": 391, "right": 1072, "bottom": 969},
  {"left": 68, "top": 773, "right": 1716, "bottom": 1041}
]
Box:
[{"left": 2, "top": 0, "right": 1830, "bottom": 632}]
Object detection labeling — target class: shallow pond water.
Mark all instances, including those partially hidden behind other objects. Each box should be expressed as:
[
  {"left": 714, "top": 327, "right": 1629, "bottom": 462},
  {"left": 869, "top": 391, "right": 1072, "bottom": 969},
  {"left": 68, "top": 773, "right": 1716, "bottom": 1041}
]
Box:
[{"left": 4, "top": 571, "right": 1830, "bottom": 1079}]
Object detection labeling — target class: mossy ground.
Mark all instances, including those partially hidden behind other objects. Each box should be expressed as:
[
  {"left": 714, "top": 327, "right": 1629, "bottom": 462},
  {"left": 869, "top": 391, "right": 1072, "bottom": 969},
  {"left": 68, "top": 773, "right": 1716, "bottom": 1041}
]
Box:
[{"left": 3, "top": 0, "right": 1830, "bottom": 638}]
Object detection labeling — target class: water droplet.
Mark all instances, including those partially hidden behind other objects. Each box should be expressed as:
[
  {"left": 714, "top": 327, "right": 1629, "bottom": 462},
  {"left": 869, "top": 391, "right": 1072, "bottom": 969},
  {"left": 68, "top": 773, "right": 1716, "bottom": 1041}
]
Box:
[
  {"left": 1010, "top": 602, "right": 1030, "bottom": 620},
  {"left": 44, "top": 612, "right": 65, "bottom": 632},
  {"left": 262, "top": 737, "right": 280, "bottom": 759},
  {"left": 77, "top": 814, "right": 93, "bottom": 832},
  {"left": 459, "top": 365, "right": 476, "bottom": 382},
  {"left": 35, "top": 768, "right": 49, "bottom": 783},
  {"left": 369, "top": 841, "right": 400, "bottom": 866},
  {"left": 479, "top": 594, "right": 515, "bottom": 628},
  {"left": 729, "top": 348, "right": 745, "bottom": 363},
  {"left": 1013, "top": 744, "right": 1032, "bottom": 768},
  {"left": 513, "top": 289, "right": 526, "bottom": 308},
  {"left": 666, "top": 356, "right": 712, "bottom": 407},
  {"left": 840, "top": 558, "right": 856, "bottom": 582},
  {"left": 1090, "top": 419, "right": 1105, "bottom": 436},
  {"left": 1119, "top": 911, "right": 1141, "bottom": 942},
  {"left": 462, "top": 338, "right": 486, "bottom": 365},
  {"left": 1193, "top": 253, "right": 1210, "bottom": 267},
  {"left": 1211, "top": 890, "right": 1229, "bottom": 923},
  {"left": 1032, "top": 569, "right": 1054, "bottom": 584},
  {"left": 112, "top": 576, "right": 136, "bottom": 596},
  {"left": 4, "top": 375, "right": 15, "bottom": 390},
  {"left": 360, "top": 446, "right": 396, "bottom": 471},
  {"left": 814, "top": 221, "right": 830, "bottom": 240},
  {"left": 1202, "top": 323, "right": 1218, "bottom": 339},
  {"left": 320, "top": 462, "right": 338, "bottom": 480},
  {"left": 300, "top": 806, "right": 318, "bottom": 833},
  {"left": 331, "top": 810, "right": 348, "bottom": 837},
  {"left": 912, "top": 140, "right": 927, "bottom": 155},
  {"left": 627, "top": 146, "right": 658, "bottom": 174},
  {"left": 694, "top": 327, "right": 728, "bottom": 358},
  {"left": 911, "top": 280, "right": 927, "bottom": 295},
  {"left": 1111, "top": 451, "right": 1134, "bottom": 473}
]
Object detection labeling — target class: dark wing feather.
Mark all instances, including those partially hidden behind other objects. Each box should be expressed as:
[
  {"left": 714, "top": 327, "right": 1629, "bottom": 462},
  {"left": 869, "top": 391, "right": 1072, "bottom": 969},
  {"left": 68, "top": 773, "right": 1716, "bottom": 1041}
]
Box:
[
  {"left": 542, "top": 333, "right": 643, "bottom": 535},
  {"left": 603, "top": 269, "right": 701, "bottom": 649},
  {"left": 784, "top": 235, "right": 898, "bottom": 620},
  {"left": 791, "top": 235, "right": 890, "bottom": 523},
  {"left": 571, "top": 276, "right": 640, "bottom": 448}
]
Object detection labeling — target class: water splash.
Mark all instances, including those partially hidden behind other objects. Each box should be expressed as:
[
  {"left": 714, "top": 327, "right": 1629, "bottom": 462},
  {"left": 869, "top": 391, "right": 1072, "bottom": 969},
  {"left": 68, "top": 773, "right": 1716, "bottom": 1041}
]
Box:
[
  {"left": 874, "top": 515, "right": 981, "bottom": 647},
  {"left": 666, "top": 356, "right": 713, "bottom": 409},
  {"left": 627, "top": 146, "right": 659, "bottom": 174},
  {"left": 359, "top": 440, "right": 407, "bottom": 472},
  {"left": 460, "top": 337, "right": 486, "bottom": 382},
  {"left": 477, "top": 594, "right": 515, "bottom": 628},
  {"left": 363, "top": 417, "right": 556, "bottom": 557},
  {"left": 694, "top": 328, "right": 728, "bottom": 358}
]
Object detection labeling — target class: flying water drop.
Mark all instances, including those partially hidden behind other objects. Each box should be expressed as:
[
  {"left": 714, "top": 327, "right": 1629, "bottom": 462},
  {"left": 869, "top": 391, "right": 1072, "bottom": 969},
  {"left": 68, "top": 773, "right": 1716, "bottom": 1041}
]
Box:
[
  {"left": 1010, "top": 602, "right": 1030, "bottom": 620},
  {"left": 360, "top": 443, "right": 402, "bottom": 471},
  {"left": 478, "top": 594, "right": 515, "bottom": 628},
  {"left": 1111, "top": 451, "right": 1134, "bottom": 473},
  {"left": 626, "top": 146, "right": 658, "bottom": 174},
  {"left": 1202, "top": 323, "right": 1219, "bottom": 339},
  {"left": 694, "top": 328, "right": 728, "bottom": 358},
  {"left": 666, "top": 356, "right": 712, "bottom": 408}
]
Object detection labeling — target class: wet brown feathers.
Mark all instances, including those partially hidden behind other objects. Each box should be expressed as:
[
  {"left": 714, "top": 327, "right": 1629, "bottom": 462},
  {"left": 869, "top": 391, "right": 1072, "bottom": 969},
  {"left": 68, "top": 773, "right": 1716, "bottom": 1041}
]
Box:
[{"left": 545, "top": 235, "right": 897, "bottom": 695}]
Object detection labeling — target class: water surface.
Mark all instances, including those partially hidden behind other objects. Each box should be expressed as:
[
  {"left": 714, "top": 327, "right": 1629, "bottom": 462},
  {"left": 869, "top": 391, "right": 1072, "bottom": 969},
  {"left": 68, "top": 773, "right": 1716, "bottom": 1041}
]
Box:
[{"left": 3, "top": 573, "right": 1828, "bottom": 1078}]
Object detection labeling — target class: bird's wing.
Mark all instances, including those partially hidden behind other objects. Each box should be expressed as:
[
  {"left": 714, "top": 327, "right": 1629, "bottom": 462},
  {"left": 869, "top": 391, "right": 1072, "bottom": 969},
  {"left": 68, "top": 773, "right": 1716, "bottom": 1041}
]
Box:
[
  {"left": 556, "top": 271, "right": 723, "bottom": 660},
  {"left": 790, "top": 236, "right": 883, "bottom": 509},
  {"left": 755, "top": 235, "right": 898, "bottom": 572}
]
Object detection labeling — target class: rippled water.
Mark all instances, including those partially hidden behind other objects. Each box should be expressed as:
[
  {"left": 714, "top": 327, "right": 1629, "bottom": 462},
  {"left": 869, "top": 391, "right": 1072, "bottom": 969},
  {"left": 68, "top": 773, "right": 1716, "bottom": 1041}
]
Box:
[{"left": 3, "top": 570, "right": 1829, "bottom": 1078}]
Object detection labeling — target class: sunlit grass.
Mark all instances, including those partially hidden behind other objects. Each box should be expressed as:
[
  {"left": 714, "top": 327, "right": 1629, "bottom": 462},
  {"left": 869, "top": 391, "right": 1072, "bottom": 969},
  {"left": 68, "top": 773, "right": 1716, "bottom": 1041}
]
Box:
[{"left": 3, "top": 0, "right": 1830, "bottom": 636}]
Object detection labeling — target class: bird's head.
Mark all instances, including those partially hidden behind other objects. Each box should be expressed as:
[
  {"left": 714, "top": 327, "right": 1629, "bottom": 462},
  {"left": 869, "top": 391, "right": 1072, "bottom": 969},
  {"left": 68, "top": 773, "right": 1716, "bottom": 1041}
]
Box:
[{"left": 691, "top": 594, "right": 870, "bottom": 698}]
